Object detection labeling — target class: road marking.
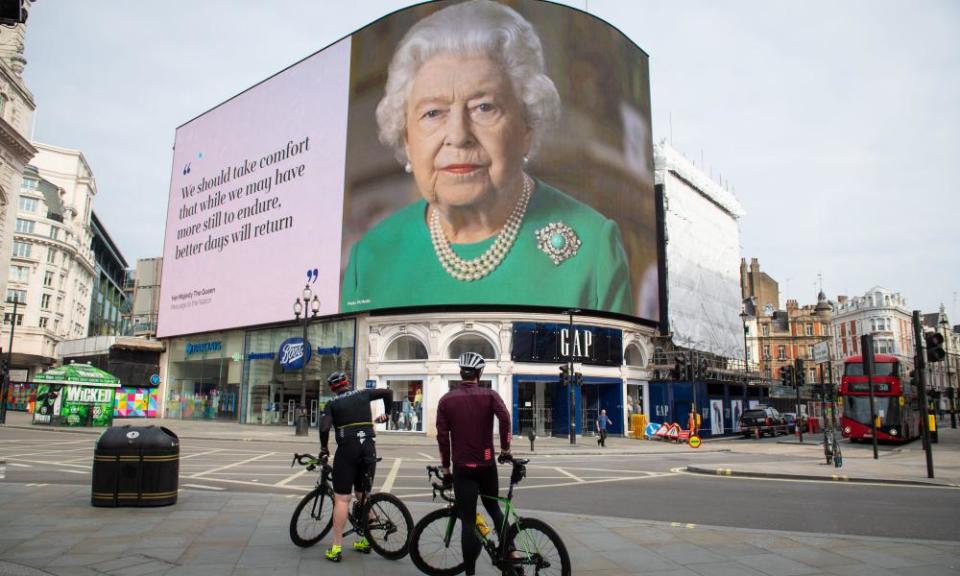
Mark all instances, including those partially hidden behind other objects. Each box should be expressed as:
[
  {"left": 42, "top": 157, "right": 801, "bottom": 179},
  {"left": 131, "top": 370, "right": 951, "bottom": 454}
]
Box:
[
  {"left": 25, "top": 483, "right": 49, "bottom": 487},
  {"left": 399, "top": 473, "right": 675, "bottom": 499},
  {"left": 7, "top": 462, "right": 31, "bottom": 468},
  {"left": 380, "top": 458, "right": 403, "bottom": 493},
  {"left": 275, "top": 468, "right": 309, "bottom": 487},
  {"left": 554, "top": 467, "right": 584, "bottom": 483},
  {"left": 182, "top": 483, "right": 225, "bottom": 491},
  {"left": 189, "top": 451, "right": 276, "bottom": 478},
  {"left": 418, "top": 452, "right": 435, "bottom": 460},
  {"left": 670, "top": 522, "right": 697, "bottom": 529},
  {"left": 180, "top": 448, "right": 227, "bottom": 460},
  {"left": 61, "top": 469, "right": 87, "bottom": 475}
]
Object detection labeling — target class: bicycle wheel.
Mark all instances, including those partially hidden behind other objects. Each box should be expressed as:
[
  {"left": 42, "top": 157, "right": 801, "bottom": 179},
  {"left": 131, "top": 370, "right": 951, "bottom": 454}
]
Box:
[
  {"left": 504, "top": 517, "right": 571, "bottom": 576},
  {"left": 362, "top": 492, "right": 413, "bottom": 560},
  {"left": 289, "top": 486, "right": 333, "bottom": 548},
  {"left": 410, "top": 507, "right": 464, "bottom": 576}
]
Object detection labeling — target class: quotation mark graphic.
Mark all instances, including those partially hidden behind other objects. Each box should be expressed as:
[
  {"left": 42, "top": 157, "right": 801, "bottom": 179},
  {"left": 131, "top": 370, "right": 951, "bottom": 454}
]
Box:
[
  {"left": 182, "top": 162, "right": 191, "bottom": 176},
  {"left": 306, "top": 268, "right": 319, "bottom": 284}
]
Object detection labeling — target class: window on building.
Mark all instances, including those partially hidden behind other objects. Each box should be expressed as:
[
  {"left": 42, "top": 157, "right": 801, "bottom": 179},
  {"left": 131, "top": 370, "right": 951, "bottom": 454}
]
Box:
[
  {"left": 38, "top": 317, "right": 48, "bottom": 328},
  {"left": 807, "top": 345, "right": 814, "bottom": 358},
  {"left": 809, "top": 368, "right": 817, "bottom": 383},
  {"left": 763, "top": 345, "right": 770, "bottom": 359},
  {"left": 9, "top": 265, "right": 28, "bottom": 282},
  {"left": 20, "top": 177, "right": 37, "bottom": 190},
  {"left": 18, "top": 196, "right": 38, "bottom": 213},
  {"left": 447, "top": 335, "right": 496, "bottom": 361},
  {"left": 3, "top": 313, "right": 23, "bottom": 326},
  {"left": 41, "top": 293, "right": 51, "bottom": 309},
  {"left": 53, "top": 318, "right": 60, "bottom": 331},
  {"left": 15, "top": 218, "right": 34, "bottom": 233},
  {"left": 385, "top": 336, "right": 428, "bottom": 360},
  {"left": 6, "top": 289, "right": 26, "bottom": 304},
  {"left": 777, "top": 345, "right": 786, "bottom": 360},
  {"left": 43, "top": 270, "right": 53, "bottom": 286},
  {"left": 59, "top": 274, "right": 66, "bottom": 288},
  {"left": 805, "top": 324, "right": 813, "bottom": 336},
  {"left": 56, "top": 295, "right": 63, "bottom": 312},
  {"left": 47, "top": 248, "right": 57, "bottom": 264},
  {"left": 762, "top": 325, "right": 770, "bottom": 336},
  {"left": 49, "top": 226, "right": 59, "bottom": 240},
  {"left": 12, "top": 241, "right": 31, "bottom": 258}
]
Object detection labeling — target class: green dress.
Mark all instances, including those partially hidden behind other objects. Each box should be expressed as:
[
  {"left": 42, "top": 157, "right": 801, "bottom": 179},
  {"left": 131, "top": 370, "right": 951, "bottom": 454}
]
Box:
[{"left": 340, "top": 178, "right": 634, "bottom": 315}]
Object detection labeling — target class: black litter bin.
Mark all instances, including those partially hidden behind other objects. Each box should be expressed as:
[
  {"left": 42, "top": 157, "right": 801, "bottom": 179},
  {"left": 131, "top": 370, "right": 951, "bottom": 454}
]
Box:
[{"left": 92, "top": 425, "right": 179, "bottom": 507}]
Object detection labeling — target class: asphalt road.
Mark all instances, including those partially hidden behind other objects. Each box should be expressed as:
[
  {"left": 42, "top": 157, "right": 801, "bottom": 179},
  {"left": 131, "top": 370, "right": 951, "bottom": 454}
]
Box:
[{"left": 2, "top": 427, "right": 959, "bottom": 541}]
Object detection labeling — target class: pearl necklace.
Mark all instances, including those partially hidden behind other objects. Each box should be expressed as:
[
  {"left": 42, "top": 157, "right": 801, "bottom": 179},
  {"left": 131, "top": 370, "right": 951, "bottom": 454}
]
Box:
[{"left": 429, "top": 174, "right": 533, "bottom": 282}]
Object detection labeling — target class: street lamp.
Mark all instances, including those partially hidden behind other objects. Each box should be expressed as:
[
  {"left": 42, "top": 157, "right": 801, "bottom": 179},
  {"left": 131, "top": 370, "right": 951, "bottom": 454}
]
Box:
[
  {"left": 739, "top": 310, "right": 751, "bottom": 380},
  {"left": 293, "top": 284, "right": 320, "bottom": 409},
  {"left": 0, "top": 296, "right": 22, "bottom": 425}
]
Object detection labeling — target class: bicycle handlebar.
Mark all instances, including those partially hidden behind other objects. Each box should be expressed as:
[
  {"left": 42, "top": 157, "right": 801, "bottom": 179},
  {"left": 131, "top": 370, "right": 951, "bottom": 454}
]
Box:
[{"left": 291, "top": 452, "right": 326, "bottom": 471}]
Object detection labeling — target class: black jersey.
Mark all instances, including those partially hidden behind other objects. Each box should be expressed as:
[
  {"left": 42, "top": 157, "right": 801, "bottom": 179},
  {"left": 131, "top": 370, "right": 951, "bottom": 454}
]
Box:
[{"left": 319, "top": 388, "right": 392, "bottom": 449}]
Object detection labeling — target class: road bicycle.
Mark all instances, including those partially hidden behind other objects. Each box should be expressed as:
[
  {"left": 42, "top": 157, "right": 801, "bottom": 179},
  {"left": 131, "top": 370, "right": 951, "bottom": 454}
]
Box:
[
  {"left": 409, "top": 454, "right": 571, "bottom": 576},
  {"left": 288, "top": 452, "right": 413, "bottom": 559}
]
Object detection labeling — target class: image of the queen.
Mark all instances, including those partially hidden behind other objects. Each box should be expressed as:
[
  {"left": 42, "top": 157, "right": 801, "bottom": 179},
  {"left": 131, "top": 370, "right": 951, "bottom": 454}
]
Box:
[{"left": 340, "top": 0, "right": 633, "bottom": 315}]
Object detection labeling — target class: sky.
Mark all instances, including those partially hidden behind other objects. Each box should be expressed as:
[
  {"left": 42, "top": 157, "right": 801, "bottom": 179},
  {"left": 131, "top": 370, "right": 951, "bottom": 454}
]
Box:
[{"left": 20, "top": 0, "right": 960, "bottom": 320}]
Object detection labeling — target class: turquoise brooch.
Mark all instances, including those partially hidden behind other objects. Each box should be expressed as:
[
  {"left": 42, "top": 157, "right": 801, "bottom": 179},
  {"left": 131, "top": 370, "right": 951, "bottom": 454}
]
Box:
[{"left": 535, "top": 222, "right": 581, "bottom": 265}]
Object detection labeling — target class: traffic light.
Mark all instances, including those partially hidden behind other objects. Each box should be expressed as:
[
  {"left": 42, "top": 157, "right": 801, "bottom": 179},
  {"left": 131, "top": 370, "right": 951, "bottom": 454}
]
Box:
[
  {"left": 698, "top": 356, "right": 708, "bottom": 380},
  {"left": 795, "top": 359, "right": 805, "bottom": 386},
  {"left": 574, "top": 372, "right": 583, "bottom": 386},
  {"left": 925, "top": 332, "right": 946, "bottom": 363},
  {"left": 780, "top": 365, "right": 793, "bottom": 387},
  {"left": 559, "top": 364, "right": 569, "bottom": 385},
  {"left": 675, "top": 353, "right": 688, "bottom": 380}
]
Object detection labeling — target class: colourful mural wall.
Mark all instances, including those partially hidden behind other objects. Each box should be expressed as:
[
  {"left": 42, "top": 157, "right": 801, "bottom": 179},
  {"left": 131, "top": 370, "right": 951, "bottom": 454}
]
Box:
[{"left": 113, "top": 387, "right": 160, "bottom": 418}]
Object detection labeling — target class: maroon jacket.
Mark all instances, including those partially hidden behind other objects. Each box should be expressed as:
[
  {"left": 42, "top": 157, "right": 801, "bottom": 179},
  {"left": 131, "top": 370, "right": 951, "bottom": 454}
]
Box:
[{"left": 436, "top": 381, "right": 512, "bottom": 469}]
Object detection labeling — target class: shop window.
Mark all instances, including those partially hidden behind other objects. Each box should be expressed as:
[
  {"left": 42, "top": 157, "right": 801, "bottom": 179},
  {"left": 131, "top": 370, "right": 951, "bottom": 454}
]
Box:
[
  {"left": 386, "top": 335, "right": 428, "bottom": 360},
  {"left": 624, "top": 344, "right": 644, "bottom": 367},
  {"left": 447, "top": 334, "right": 495, "bottom": 360}
]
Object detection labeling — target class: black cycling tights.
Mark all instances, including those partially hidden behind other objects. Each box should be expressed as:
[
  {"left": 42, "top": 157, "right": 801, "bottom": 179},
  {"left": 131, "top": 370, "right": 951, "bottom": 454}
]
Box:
[{"left": 453, "top": 465, "right": 506, "bottom": 575}]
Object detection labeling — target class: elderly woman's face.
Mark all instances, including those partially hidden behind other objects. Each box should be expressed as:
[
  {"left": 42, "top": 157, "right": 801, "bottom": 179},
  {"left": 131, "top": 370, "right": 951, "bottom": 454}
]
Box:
[{"left": 405, "top": 52, "right": 531, "bottom": 210}]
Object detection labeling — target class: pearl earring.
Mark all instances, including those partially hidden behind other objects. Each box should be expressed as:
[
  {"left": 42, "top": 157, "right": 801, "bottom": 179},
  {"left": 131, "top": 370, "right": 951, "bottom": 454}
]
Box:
[{"left": 404, "top": 162, "right": 412, "bottom": 174}]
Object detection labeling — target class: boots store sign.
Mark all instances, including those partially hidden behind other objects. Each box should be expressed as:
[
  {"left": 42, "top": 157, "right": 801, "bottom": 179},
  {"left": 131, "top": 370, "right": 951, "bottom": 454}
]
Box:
[{"left": 511, "top": 322, "right": 622, "bottom": 366}]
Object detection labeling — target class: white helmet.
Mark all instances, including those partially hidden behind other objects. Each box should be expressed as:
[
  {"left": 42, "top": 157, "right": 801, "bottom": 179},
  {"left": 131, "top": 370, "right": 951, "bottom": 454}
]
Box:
[{"left": 458, "top": 352, "right": 486, "bottom": 371}]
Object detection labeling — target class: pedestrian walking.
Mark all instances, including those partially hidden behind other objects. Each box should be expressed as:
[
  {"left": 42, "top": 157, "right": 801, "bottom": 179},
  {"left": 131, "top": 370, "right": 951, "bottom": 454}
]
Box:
[{"left": 596, "top": 408, "right": 612, "bottom": 447}]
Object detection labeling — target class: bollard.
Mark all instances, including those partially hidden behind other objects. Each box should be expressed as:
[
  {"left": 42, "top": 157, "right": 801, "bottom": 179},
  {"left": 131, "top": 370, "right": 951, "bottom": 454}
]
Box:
[
  {"left": 528, "top": 429, "right": 536, "bottom": 451},
  {"left": 295, "top": 407, "right": 309, "bottom": 437}
]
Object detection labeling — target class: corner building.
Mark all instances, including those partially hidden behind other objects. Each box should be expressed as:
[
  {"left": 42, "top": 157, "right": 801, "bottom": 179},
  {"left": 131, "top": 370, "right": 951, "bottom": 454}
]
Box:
[{"left": 155, "top": 1, "right": 663, "bottom": 437}]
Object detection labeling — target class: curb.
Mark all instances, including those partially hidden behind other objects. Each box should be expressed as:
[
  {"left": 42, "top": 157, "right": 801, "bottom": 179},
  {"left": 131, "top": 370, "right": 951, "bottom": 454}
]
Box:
[{"left": 684, "top": 465, "right": 959, "bottom": 488}]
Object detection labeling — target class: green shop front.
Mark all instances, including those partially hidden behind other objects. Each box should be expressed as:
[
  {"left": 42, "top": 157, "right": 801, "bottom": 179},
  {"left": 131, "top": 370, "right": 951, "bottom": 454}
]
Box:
[{"left": 31, "top": 364, "right": 121, "bottom": 427}]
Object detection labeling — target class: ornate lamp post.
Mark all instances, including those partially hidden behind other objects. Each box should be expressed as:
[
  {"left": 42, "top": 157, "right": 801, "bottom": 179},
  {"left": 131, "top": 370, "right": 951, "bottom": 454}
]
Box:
[
  {"left": 293, "top": 284, "right": 320, "bottom": 408},
  {"left": 566, "top": 308, "right": 580, "bottom": 446},
  {"left": 739, "top": 310, "right": 751, "bottom": 379},
  {"left": 0, "top": 296, "right": 21, "bottom": 425}
]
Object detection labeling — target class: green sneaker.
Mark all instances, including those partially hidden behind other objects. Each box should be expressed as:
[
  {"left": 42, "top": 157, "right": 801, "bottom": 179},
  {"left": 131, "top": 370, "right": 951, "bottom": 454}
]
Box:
[
  {"left": 352, "top": 537, "right": 371, "bottom": 554},
  {"left": 325, "top": 544, "right": 342, "bottom": 562}
]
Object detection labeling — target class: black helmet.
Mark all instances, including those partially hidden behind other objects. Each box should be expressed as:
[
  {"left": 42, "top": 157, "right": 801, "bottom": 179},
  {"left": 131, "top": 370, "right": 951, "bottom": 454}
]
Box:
[{"left": 327, "top": 371, "right": 350, "bottom": 392}]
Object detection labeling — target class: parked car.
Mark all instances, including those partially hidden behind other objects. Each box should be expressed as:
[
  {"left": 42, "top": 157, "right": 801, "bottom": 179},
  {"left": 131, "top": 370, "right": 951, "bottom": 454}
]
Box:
[
  {"left": 782, "top": 412, "right": 798, "bottom": 434},
  {"left": 739, "top": 406, "right": 788, "bottom": 438}
]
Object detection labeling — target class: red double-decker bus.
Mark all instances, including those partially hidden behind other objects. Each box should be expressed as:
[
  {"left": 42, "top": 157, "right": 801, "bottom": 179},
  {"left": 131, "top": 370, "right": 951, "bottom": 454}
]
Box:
[{"left": 839, "top": 354, "right": 920, "bottom": 443}]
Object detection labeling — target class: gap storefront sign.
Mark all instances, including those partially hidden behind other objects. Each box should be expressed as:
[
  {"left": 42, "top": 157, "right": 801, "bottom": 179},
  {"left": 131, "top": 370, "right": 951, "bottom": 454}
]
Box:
[{"left": 511, "top": 322, "right": 623, "bottom": 366}]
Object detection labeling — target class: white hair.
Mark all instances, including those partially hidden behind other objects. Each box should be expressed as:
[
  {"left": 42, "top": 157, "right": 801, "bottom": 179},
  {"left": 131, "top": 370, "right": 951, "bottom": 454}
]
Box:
[{"left": 376, "top": 0, "right": 561, "bottom": 164}]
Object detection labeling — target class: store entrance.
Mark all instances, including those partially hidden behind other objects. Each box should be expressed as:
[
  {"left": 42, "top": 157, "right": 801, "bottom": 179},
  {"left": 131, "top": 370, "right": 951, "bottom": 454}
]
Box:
[
  {"left": 582, "top": 382, "right": 623, "bottom": 435},
  {"left": 516, "top": 381, "right": 553, "bottom": 437},
  {"left": 386, "top": 380, "right": 423, "bottom": 432},
  {"left": 167, "top": 358, "right": 238, "bottom": 421}
]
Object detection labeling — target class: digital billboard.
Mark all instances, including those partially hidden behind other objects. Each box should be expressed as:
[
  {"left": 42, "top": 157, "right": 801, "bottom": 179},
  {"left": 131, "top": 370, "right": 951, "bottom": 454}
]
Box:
[{"left": 158, "top": 0, "right": 657, "bottom": 339}]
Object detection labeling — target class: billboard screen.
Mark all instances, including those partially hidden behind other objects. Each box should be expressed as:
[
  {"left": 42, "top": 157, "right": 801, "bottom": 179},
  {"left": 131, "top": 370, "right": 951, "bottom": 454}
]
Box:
[{"left": 158, "top": 0, "right": 657, "bottom": 338}]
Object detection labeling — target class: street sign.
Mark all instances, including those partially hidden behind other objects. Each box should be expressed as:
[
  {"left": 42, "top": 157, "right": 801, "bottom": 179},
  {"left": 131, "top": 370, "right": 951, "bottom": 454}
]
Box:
[
  {"left": 813, "top": 342, "right": 829, "bottom": 364},
  {"left": 688, "top": 435, "right": 701, "bottom": 448}
]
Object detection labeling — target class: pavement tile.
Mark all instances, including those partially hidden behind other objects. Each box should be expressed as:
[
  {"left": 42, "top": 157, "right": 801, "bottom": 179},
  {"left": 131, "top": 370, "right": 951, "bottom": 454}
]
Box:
[
  {"left": 685, "top": 560, "right": 771, "bottom": 576},
  {"left": 176, "top": 543, "right": 243, "bottom": 566},
  {"left": 161, "top": 564, "right": 236, "bottom": 576},
  {"left": 44, "top": 554, "right": 107, "bottom": 568},
  {"left": 829, "top": 546, "right": 928, "bottom": 569},
  {"left": 654, "top": 543, "right": 728, "bottom": 565},
  {"left": 236, "top": 544, "right": 300, "bottom": 569},
  {"left": 775, "top": 547, "right": 870, "bottom": 569},
  {"left": 734, "top": 553, "right": 821, "bottom": 575},
  {"left": 44, "top": 568, "right": 102, "bottom": 576},
  {"left": 826, "top": 565, "right": 906, "bottom": 576},
  {"left": 598, "top": 547, "right": 682, "bottom": 572},
  {"left": 892, "top": 566, "right": 960, "bottom": 576}
]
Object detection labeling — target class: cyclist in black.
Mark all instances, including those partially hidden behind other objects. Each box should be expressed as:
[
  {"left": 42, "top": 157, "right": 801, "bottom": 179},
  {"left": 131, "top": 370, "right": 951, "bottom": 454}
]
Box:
[{"left": 319, "top": 371, "right": 392, "bottom": 562}]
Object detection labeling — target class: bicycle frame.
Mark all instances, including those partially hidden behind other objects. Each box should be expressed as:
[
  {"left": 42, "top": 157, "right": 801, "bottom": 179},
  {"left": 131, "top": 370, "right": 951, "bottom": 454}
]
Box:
[{"left": 292, "top": 453, "right": 374, "bottom": 540}]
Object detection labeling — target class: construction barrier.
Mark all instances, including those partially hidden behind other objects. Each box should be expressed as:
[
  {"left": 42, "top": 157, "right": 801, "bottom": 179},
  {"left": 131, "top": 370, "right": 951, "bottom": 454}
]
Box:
[
  {"left": 645, "top": 422, "right": 661, "bottom": 439},
  {"left": 631, "top": 414, "right": 648, "bottom": 438}
]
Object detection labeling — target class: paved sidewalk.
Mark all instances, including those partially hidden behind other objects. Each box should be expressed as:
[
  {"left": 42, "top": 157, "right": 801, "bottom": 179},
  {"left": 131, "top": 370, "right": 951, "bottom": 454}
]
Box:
[
  {"left": 5, "top": 411, "right": 960, "bottom": 486},
  {"left": 0, "top": 482, "right": 958, "bottom": 576}
]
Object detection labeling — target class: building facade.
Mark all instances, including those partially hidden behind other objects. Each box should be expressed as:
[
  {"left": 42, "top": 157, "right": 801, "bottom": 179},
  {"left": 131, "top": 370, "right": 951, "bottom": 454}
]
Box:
[
  {"left": 831, "top": 287, "right": 914, "bottom": 366},
  {"left": 0, "top": 5, "right": 37, "bottom": 340},
  {"left": 3, "top": 143, "right": 97, "bottom": 379},
  {"left": 88, "top": 211, "right": 130, "bottom": 336},
  {"left": 129, "top": 257, "right": 161, "bottom": 338}
]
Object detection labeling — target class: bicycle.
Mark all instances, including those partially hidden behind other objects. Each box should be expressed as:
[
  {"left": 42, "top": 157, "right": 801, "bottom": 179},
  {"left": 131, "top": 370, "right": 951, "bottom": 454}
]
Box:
[
  {"left": 409, "top": 454, "right": 571, "bottom": 576},
  {"left": 823, "top": 427, "right": 843, "bottom": 468},
  {"left": 288, "top": 452, "right": 413, "bottom": 559}
]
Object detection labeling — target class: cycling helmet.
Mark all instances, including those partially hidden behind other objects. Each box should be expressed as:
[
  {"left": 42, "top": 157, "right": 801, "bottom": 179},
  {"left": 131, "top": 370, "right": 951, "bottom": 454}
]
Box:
[
  {"left": 458, "top": 352, "right": 486, "bottom": 371},
  {"left": 327, "top": 371, "right": 350, "bottom": 392}
]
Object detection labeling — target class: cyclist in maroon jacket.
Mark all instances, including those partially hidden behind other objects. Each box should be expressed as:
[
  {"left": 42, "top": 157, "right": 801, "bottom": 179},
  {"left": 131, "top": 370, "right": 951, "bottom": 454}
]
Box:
[{"left": 436, "top": 352, "right": 512, "bottom": 576}]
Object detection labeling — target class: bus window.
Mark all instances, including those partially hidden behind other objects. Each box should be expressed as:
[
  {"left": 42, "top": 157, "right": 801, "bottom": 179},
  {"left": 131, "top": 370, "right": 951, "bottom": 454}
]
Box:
[{"left": 844, "top": 362, "right": 897, "bottom": 377}]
